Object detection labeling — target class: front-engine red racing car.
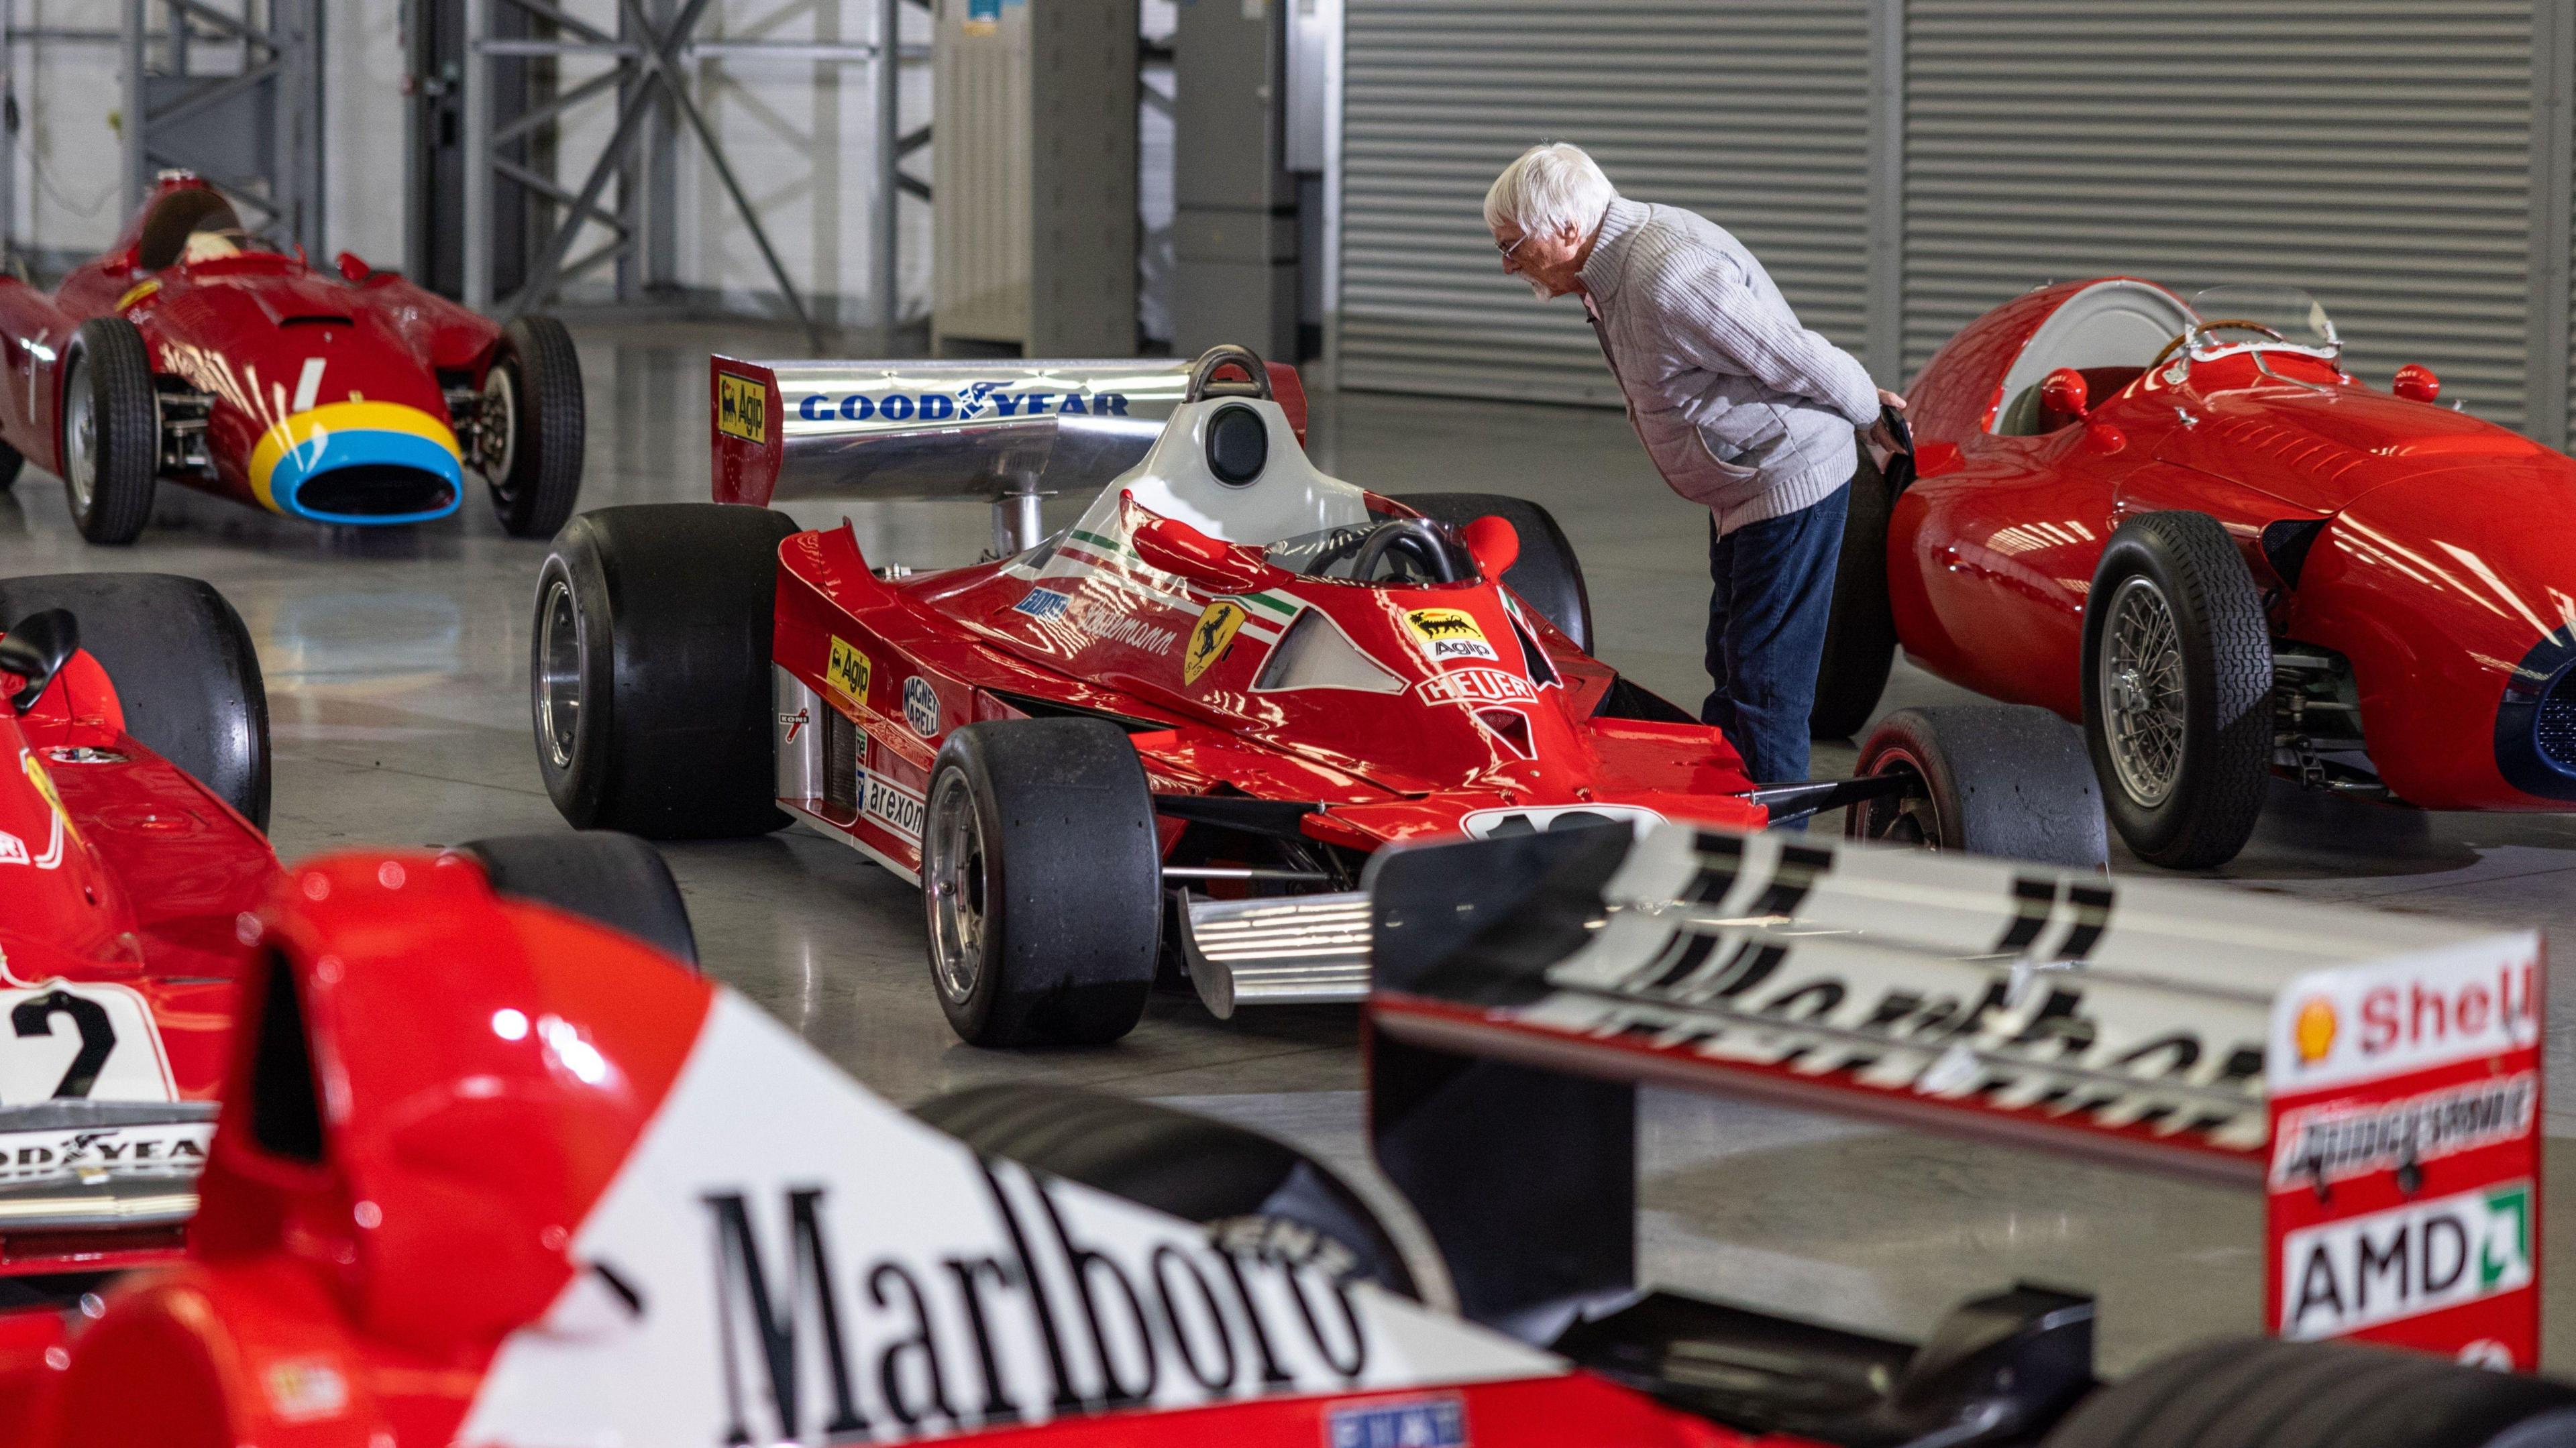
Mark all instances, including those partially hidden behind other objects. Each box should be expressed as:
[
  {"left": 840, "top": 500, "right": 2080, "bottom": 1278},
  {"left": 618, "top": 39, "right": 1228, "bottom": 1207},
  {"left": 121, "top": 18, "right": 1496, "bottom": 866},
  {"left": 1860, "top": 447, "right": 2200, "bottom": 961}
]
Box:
[
  {"left": 0, "top": 172, "right": 585, "bottom": 543},
  {"left": 533, "top": 347, "right": 2108, "bottom": 1047},
  {"left": 1821, "top": 278, "right": 2576, "bottom": 868},
  {"left": 0, "top": 820, "right": 2565, "bottom": 1448}
]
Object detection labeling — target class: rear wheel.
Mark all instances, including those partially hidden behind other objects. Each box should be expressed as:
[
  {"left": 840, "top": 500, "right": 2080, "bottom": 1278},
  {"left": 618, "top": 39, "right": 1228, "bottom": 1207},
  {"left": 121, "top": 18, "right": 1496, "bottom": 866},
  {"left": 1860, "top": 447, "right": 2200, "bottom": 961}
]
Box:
[
  {"left": 60, "top": 317, "right": 158, "bottom": 545},
  {"left": 0, "top": 573, "right": 268, "bottom": 828},
  {"left": 0, "top": 436, "right": 24, "bottom": 491},
  {"left": 1811, "top": 457, "right": 1898, "bottom": 738},
  {"left": 455, "top": 832, "right": 698, "bottom": 968},
  {"left": 2080, "top": 511, "right": 2271, "bottom": 869},
  {"left": 531, "top": 503, "right": 797, "bottom": 838},
  {"left": 2041, "top": 1336, "right": 2576, "bottom": 1448},
  {"left": 914, "top": 1084, "right": 1417, "bottom": 1295},
  {"left": 1392, "top": 492, "right": 1594, "bottom": 653},
  {"left": 486, "top": 315, "right": 585, "bottom": 539},
  {"left": 924, "top": 718, "right": 1161, "bottom": 1046},
  {"left": 1847, "top": 704, "right": 2106, "bottom": 869}
]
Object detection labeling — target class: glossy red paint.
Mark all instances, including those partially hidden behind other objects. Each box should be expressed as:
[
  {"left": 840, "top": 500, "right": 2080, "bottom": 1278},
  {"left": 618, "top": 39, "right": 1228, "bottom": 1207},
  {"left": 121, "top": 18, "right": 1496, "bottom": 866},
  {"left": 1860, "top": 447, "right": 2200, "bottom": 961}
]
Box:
[
  {"left": 0, "top": 173, "right": 504, "bottom": 524},
  {"left": 1887, "top": 277, "right": 2576, "bottom": 811},
  {"left": 771, "top": 488, "right": 1768, "bottom": 881},
  {"left": 0, "top": 630, "right": 279, "bottom": 1274}
]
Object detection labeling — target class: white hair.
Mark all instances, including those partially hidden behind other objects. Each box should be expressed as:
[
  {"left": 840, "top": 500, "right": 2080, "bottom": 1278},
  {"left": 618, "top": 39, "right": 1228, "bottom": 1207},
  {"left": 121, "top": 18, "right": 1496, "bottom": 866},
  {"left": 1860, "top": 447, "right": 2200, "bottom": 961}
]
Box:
[{"left": 1483, "top": 142, "right": 1616, "bottom": 239}]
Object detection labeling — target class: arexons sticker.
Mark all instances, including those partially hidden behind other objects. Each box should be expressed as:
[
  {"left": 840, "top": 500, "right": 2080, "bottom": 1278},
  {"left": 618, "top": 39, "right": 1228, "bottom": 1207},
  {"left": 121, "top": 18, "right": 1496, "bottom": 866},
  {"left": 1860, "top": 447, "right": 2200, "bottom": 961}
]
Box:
[
  {"left": 1404, "top": 609, "right": 1497, "bottom": 665},
  {"left": 2281, "top": 1182, "right": 2534, "bottom": 1341},
  {"left": 2269, "top": 1072, "right": 2537, "bottom": 1188},
  {"left": 902, "top": 677, "right": 941, "bottom": 738},
  {"left": 861, "top": 771, "right": 926, "bottom": 843}
]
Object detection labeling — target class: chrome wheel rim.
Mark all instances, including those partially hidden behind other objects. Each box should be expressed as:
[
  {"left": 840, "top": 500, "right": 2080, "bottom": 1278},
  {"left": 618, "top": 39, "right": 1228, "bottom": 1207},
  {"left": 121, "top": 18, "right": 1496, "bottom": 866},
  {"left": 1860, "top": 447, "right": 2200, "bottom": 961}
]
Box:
[
  {"left": 924, "top": 771, "right": 987, "bottom": 1004},
  {"left": 480, "top": 364, "right": 519, "bottom": 482},
  {"left": 535, "top": 575, "right": 583, "bottom": 768},
  {"left": 2100, "top": 575, "right": 2186, "bottom": 807},
  {"left": 62, "top": 359, "right": 95, "bottom": 517}
]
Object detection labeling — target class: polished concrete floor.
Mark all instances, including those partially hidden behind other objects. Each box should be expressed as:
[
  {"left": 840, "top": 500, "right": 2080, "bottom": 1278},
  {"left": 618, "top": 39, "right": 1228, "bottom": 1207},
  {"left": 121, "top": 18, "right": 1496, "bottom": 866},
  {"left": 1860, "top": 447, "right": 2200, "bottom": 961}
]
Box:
[{"left": 3, "top": 315, "right": 2567, "bottom": 1374}]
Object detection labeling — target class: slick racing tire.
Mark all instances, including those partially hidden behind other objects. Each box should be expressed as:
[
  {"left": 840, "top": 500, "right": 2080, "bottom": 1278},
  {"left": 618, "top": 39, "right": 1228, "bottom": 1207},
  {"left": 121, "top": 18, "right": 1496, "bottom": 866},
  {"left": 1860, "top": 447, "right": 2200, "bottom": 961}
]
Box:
[
  {"left": 2041, "top": 1336, "right": 2576, "bottom": 1448},
  {"left": 914, "top": 1084, "right": 1418, "bottom": 1297},
  {"left": 2080, "top": 511, "right": 2271, "bottom": 869},
  {"left": 1393, "top": 492, "right": 1595, "bottom": 654},
  {"left": 486, "top": 315, "right": 586, "bottom": 539},
  {"left": 1847, "top": 704, "right": 2106, "bottom": 869},
  {"left": 60, "top": 317, "right": 158, "bottom": 546},
  {"left": 532, "top": 503, "right": 798, "bottom": 838},
  {"left": 455, "top": 832, "right": 698, "bottom": 968},
  {"left": 1810, "top": 456, "right": 1898, "bottom": 739},
  {"left": 922, "top": 718, "right": 1160, "bottom": 1047},
  {"left": 0, "top": 572, "right": 269, "bottom": 829}
]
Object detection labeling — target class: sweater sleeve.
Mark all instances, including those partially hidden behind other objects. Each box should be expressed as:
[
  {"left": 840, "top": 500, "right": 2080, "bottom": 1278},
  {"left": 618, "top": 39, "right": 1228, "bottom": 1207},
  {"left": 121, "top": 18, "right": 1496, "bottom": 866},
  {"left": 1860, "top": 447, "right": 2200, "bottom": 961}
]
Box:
[{"left": 1653, "top": 249, "right": 1882, "bottom": 427}]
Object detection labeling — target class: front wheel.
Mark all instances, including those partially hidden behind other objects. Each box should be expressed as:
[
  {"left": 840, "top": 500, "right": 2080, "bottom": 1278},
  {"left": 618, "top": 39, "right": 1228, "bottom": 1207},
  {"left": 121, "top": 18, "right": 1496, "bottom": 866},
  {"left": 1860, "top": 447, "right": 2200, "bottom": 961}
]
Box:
[
  {"left": 485, "top": 315, "right": 585, "bottom": 539},
  {"left": 2080, "top": 511, "right": 2272, "bottom": 869},
  {"left": 1847, "top": 704, "right": 2106, "bottom": 869},
  {"left": 923, "top": 718, "right": 1161, "bottom": 1047},
  {"left": 60, "top": 317, "right": 158, "bottom": 545}
]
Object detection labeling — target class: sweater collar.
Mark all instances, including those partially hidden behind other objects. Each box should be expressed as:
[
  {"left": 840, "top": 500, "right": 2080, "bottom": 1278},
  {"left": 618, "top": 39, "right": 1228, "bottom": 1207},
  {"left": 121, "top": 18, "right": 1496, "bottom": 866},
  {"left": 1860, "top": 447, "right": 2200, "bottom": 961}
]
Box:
[{"left": 1577, "top": 197, "right": 1648, "bottom": 302}]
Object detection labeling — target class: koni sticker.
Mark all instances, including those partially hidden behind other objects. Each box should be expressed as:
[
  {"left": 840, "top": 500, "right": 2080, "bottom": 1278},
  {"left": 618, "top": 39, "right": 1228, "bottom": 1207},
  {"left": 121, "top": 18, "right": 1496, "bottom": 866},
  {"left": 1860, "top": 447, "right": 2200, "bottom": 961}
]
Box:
[
  {"left": 1405, "top": 608, "right": 1498, "bottom": 664},
  {"left": 1185, "top": 601, "right": 1250, "bottom": 684},
  {"left": 824, "top": 636, "right": 870, "bottom": 706}
]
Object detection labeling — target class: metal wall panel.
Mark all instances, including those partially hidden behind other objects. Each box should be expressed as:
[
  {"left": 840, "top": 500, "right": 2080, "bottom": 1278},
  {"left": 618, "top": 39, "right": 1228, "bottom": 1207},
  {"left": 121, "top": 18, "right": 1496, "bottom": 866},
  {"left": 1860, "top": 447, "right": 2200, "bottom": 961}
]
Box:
[
  {"left": 1906, "top": 1, "right": 2539, "bottom": 431},
  {"left": 1338, "top": 0, "right": 1874, "bottom": 403}
]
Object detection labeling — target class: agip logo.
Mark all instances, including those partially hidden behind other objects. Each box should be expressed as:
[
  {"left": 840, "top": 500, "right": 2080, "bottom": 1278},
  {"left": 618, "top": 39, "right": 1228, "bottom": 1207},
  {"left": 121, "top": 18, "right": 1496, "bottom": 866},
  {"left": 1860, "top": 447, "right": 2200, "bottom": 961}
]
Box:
[{"left": 1404, "top": 608, "right": 1497, "bottom": 665}]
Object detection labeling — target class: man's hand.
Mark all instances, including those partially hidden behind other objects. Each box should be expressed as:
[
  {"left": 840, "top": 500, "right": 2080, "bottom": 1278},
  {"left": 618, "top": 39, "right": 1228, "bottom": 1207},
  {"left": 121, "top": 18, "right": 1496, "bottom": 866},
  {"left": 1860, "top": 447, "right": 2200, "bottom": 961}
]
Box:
[{"left": 1866, "top": 388, "right": 1909, "bottom": 453}]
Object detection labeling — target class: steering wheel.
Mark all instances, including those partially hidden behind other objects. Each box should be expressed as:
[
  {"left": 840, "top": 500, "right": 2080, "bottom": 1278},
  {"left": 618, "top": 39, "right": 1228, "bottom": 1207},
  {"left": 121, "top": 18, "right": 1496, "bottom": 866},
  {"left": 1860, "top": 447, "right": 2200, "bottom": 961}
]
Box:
[
  {"left": 1350, "top": 519, "right": 1466, "bottom": 584},
  {"left": 2147, "top": 319, "right": 2287, "bottom": 370}
]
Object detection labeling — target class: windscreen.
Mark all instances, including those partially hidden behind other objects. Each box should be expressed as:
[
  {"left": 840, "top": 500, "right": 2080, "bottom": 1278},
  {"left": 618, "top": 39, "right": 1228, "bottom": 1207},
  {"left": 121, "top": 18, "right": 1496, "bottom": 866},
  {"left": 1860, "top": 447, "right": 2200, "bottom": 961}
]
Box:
[{"left": 2185, "top": 285, "right": 2339, "bottom": 361}]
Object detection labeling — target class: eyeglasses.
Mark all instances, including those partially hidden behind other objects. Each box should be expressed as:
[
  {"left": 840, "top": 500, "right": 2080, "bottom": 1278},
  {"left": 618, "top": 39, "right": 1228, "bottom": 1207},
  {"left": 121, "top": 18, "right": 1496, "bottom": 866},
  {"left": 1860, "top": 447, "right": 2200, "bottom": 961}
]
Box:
[{"left": 1494, "top": 231, "right": 1532, "bottom": 259}]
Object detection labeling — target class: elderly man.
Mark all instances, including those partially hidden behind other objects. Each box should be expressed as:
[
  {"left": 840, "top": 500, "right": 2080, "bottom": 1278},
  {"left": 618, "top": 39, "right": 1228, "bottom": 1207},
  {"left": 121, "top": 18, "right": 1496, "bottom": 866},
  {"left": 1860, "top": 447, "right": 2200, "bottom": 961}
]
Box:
[{"left": 1487, "top": 142, "right": 1900, "bottom": 788}]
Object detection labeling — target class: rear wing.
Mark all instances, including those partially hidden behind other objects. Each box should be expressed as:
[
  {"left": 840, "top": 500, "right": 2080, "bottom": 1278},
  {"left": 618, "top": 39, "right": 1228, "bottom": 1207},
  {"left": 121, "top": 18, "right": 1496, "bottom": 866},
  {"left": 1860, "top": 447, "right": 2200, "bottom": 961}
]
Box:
[
  {"left": 1366, "top": 824, "right": 2544, "bottom": 1368},
  {"left": 710, "top": 355, "right": 1307, "bottom": 508}
]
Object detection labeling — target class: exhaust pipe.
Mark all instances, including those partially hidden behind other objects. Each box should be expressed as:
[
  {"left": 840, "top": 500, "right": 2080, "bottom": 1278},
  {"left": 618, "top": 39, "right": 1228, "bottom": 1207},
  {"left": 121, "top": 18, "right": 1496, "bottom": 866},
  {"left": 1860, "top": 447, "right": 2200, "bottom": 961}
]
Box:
[{"left": 1177, "top": 890, "right": 1371, "bottom": 1018}]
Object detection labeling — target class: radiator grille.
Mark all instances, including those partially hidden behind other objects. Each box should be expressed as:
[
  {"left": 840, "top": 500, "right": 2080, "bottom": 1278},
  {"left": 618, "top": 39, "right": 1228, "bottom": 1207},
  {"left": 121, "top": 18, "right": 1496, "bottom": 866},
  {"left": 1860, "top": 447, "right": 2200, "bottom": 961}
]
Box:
[
  {"left": 824, "top": 710, "right": 860, "bottom": 814},
  {"left": 2536, "top": 668, "right": 2576, "bottom": 773}
]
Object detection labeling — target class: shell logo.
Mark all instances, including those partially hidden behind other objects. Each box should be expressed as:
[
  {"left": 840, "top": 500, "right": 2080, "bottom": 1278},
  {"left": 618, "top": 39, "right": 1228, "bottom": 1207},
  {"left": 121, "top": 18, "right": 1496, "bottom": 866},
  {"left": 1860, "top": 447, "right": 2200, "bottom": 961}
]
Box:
[{"left": 2294, "top": 995, "right": 2339, "bottom": 1064}]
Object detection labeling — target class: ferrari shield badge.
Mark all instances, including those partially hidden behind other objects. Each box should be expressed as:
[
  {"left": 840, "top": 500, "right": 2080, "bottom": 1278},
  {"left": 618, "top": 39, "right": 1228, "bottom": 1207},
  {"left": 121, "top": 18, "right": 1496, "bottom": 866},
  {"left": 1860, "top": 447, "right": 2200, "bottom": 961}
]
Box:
[{"left": 1185, "top": 601, "right": 1250, "bottom": 685}]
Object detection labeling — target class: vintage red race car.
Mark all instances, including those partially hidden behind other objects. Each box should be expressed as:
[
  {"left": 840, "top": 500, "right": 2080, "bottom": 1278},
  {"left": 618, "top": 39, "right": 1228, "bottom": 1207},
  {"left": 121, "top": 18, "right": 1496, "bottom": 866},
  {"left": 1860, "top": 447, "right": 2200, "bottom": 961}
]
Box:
[
  {"left": 0, "top": 823, "right": 2563, "bottom": 1447},
  {"left": 0, "top": 570, "right": 276, "bottom": 1276},
  {"left": 533, "top": 347, "right": 2106, "bottom": 1048},
  {"left": 1821, "top": 278, "right": 2576, "bottom": 868},
  {"left": 0, "top": 172, "right": 584, "bottom": 543}
]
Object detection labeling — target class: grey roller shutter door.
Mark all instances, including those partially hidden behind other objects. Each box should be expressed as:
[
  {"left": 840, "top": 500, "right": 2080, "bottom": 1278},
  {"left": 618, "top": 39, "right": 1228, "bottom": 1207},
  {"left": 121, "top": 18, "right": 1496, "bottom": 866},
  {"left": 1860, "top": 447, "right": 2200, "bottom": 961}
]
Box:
[
  {"left": 1905, "top": 1, "right": 2538, "bottom": 432},
  {"left": 1340, "top": 0, "right": 1875, "bottom": 404}
]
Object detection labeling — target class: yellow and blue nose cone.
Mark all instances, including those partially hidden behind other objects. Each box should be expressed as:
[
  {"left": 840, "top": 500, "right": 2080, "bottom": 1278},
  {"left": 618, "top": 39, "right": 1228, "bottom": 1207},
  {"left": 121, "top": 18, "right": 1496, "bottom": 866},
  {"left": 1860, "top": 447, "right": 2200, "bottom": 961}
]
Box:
[{"left": 248, "top": 401, "right": 466, "bottom": 525}]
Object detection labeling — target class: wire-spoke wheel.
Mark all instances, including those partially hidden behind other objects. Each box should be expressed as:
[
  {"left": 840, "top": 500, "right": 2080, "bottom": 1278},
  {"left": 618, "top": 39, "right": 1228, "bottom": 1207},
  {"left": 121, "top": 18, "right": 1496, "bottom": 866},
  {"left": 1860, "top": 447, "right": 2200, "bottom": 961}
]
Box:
[
  {"left": 2098, "top": 575, "right": 2186, "bottom": 807},
  {"left": 2080, "top": 511, "right": 2273, "bottom": 869}
]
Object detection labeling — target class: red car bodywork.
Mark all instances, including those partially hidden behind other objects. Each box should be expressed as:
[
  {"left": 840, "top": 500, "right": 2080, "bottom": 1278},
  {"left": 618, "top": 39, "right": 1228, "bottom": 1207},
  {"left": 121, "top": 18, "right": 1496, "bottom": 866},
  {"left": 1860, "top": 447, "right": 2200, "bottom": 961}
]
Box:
[
  {"left": 1892, "top": 278, "right": 2576, "bottom": 812},
  {"left": 0, "top": 630, "right": 277, "bottom": 1274},
  {"left": 0, "top": 174, "right": 504, "bottom": 525}
]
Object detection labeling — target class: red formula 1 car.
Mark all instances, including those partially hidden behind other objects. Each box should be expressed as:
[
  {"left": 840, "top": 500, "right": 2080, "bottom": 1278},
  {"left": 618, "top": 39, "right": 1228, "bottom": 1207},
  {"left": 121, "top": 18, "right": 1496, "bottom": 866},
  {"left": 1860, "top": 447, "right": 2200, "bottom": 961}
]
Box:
[
  {"left": 1821, "top": 278, "right": 2576, "bottom": 868},
  {"left": 0, "top": 172, "right": 584, "bottom": 543},
  {"left": 0, "top": 571, "right": 276, "bottom": 1276},
  {"left": 535, "top": 347, "right": 2106, "bottom": 1048},
  {"left": 0, "top": 824, "right": 2564, "bottom": 1447}
]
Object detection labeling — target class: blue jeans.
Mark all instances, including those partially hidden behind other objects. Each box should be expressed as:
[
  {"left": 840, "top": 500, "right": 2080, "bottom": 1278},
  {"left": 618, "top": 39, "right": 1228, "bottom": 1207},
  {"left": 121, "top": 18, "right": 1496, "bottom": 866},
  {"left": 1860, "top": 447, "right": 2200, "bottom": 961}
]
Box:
[{"left": 1702, "top": 486, "right": 1847, "bottom": 787}]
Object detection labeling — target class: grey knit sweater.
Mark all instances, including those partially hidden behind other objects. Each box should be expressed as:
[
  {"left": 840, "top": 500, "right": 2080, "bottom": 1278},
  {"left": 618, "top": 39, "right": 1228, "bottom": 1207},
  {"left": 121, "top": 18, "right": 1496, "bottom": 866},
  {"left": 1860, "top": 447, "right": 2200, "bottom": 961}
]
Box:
[{"left": 1577, "top": 197, "right": 1880, "bottom": 535}]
